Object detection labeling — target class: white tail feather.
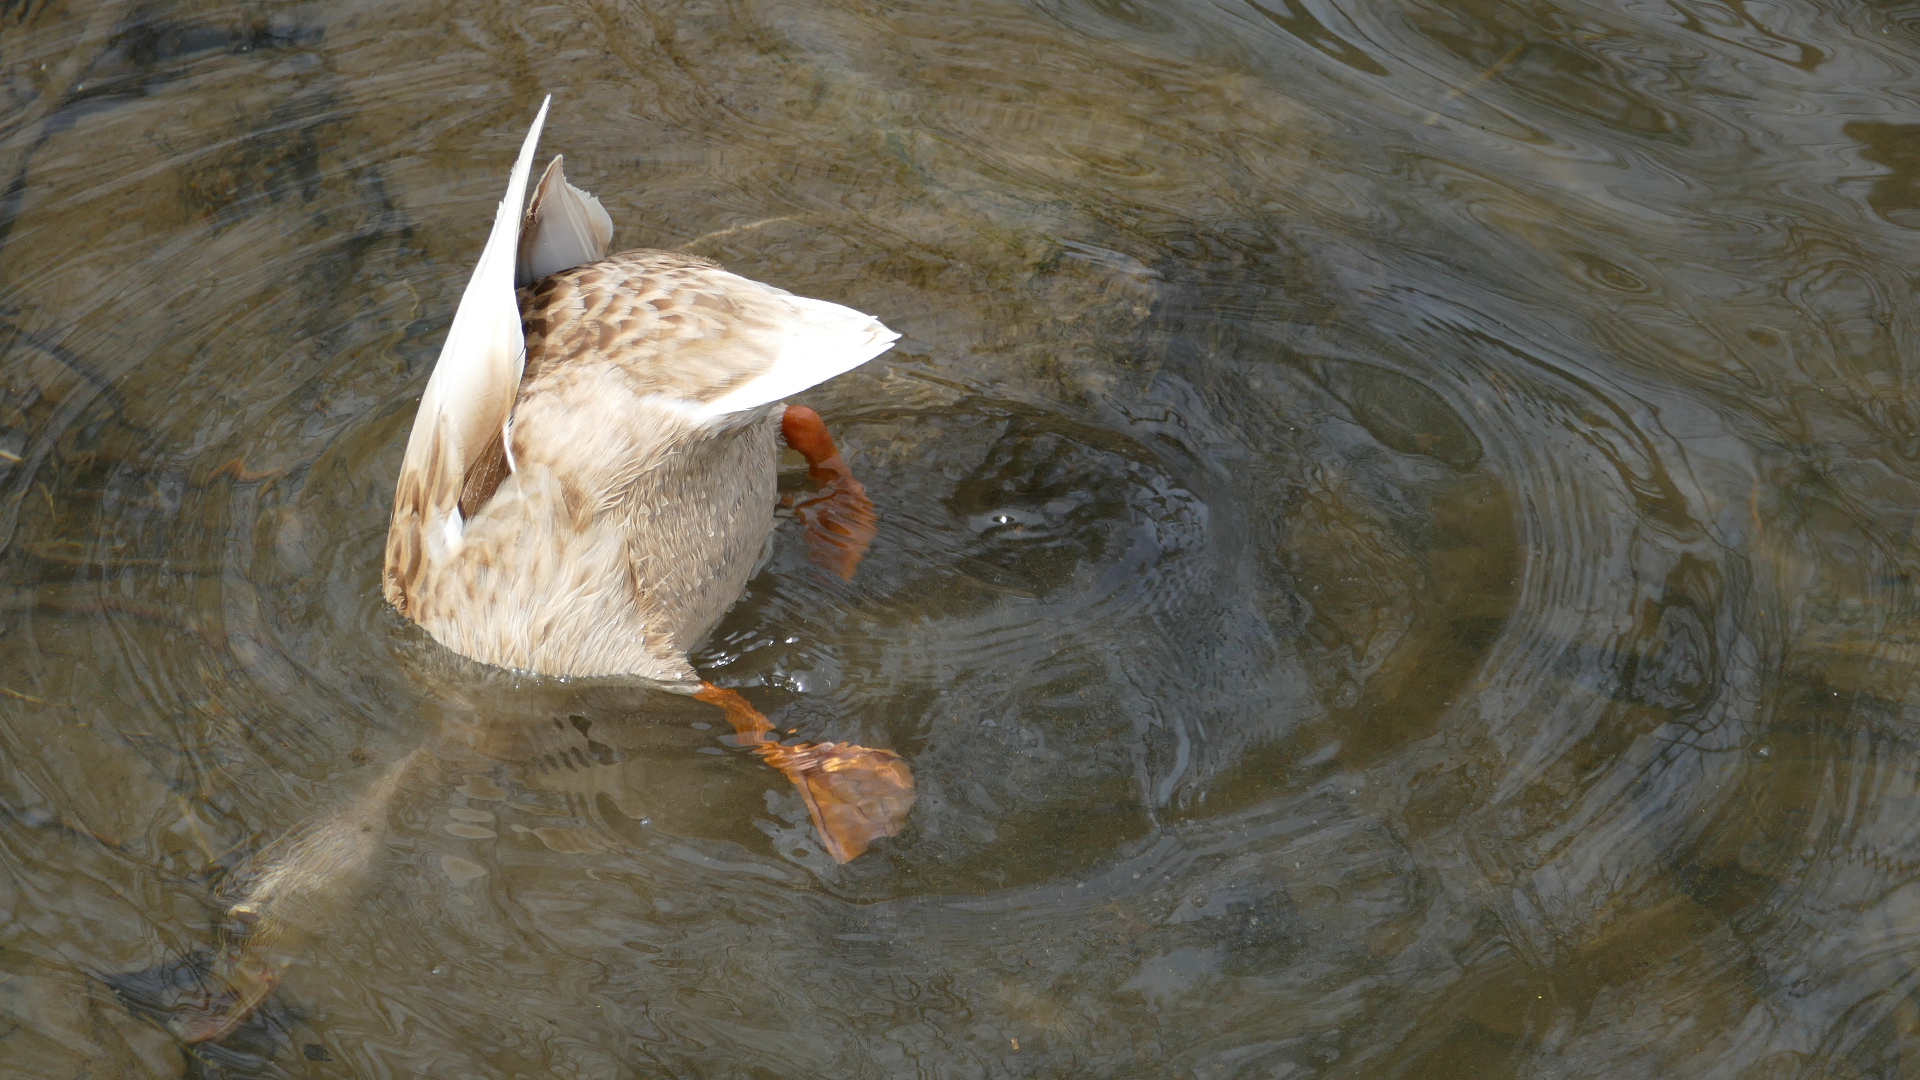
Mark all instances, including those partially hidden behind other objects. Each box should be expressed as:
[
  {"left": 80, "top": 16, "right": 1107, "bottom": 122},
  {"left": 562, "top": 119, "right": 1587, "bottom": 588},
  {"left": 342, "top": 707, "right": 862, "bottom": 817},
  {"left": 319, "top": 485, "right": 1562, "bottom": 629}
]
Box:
[
  {"left": 692, "top": 290, "right": 900, "bottom": 418},
  {"left": 517, "top": 156, "right": 614, "bottom": 287},
  {"left": 395, "top": 97, "right": 551, "bottom": 543}
]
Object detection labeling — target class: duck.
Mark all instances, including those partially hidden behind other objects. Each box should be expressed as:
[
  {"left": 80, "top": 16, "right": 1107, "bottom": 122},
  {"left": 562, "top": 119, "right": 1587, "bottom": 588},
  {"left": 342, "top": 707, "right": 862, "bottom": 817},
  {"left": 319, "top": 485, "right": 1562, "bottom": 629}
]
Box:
[
  {"left": 382, "top": 96, "right": 915, "bottom": 864},
  {"left": 170, "top": 96, "right": 917, "bottom": 1046}
]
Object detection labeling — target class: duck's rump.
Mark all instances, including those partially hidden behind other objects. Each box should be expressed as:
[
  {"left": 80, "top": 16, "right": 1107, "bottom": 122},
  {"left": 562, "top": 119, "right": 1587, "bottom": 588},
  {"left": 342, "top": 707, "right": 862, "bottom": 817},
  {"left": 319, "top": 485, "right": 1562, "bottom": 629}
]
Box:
[{"left": 393, "top": 250, "right": 800, "bottom": 684}]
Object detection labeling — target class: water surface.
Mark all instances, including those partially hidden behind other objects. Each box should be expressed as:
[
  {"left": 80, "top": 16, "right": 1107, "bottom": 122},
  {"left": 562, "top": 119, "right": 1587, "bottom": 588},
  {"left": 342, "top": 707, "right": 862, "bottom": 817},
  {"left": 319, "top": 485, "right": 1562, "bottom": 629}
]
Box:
[{"left": 4, "top": 0, "right": 1920, "bottom": 1075}]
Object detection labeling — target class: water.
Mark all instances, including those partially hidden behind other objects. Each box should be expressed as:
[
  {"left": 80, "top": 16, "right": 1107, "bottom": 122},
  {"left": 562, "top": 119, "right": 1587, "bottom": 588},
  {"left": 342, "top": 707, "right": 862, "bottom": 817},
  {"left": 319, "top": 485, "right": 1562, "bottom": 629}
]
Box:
[{"left": 3, "top": 0, "right": 1920, "bottom": 1075}]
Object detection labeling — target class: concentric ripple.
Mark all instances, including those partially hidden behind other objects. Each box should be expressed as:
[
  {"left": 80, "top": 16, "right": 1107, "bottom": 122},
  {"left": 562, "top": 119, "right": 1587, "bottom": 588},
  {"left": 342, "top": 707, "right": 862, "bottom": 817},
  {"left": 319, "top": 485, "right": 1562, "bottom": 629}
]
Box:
[{"left": 2, "top": 0, "right": 1919, "bottom": 1075}]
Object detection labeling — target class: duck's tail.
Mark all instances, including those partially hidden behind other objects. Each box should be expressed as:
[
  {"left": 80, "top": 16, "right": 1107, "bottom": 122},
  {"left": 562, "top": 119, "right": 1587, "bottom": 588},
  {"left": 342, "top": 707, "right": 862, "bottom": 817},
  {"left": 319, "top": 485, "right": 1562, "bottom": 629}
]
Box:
[{"left": 386, "top": 99, "right": 622, "bottom": 616}]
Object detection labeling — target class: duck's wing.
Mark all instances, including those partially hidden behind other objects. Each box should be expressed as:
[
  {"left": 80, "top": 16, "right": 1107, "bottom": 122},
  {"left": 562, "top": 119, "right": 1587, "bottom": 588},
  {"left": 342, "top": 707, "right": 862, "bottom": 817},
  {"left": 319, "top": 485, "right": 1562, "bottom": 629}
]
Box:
[
  {"left": 689, "top": 286, "right": 900, "bottom": 419},
  {"left": 385, "top": 98, "right": 550, "bottom": 612},
  {"left": 516, "top": 155, "right": 613, "bottom": 287},
  {"left": 515, "top": 251, "right": 900, "bottom": 423}
]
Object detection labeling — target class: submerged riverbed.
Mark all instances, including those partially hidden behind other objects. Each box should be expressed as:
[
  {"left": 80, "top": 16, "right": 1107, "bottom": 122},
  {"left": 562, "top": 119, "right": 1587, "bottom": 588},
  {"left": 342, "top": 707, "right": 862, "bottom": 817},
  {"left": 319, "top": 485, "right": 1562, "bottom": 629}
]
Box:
[{"left": 4, "top": 0, "right": 1920, "bottom": 1076}]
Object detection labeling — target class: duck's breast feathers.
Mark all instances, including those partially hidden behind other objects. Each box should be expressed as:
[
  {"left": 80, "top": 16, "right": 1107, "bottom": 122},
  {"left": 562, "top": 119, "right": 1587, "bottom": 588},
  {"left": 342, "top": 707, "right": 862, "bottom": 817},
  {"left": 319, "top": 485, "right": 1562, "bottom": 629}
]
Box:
[{"left": 517, "top": 250, "right": 899, "bottom": 421}]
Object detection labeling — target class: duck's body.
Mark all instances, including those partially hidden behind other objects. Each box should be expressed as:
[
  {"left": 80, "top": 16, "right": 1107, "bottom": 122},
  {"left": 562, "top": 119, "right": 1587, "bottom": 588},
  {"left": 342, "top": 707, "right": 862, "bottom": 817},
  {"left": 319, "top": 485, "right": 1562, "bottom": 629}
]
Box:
[
  {"left": 380, "top": 99, "right": 911, "bottom": 862},
  {"left": 384, "top": 249, "right": 885, "bottom": 684}
]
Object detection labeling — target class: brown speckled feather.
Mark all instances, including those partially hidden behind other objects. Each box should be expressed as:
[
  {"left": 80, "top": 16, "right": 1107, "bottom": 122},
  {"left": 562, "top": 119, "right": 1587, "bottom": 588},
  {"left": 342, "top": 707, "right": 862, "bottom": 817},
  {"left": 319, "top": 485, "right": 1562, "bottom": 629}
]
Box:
[{"left": 519, "top": 251, "right": 787, "bottom": 402}]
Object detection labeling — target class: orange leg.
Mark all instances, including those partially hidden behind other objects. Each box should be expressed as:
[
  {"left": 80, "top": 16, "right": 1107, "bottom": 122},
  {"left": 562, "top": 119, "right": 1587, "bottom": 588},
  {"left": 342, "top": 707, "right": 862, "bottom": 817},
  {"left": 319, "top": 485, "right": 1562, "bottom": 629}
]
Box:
[
  {"left": 695, "top": 682, "right": 914, "bottom": 863},
  {"left": 782, "top": 405, "right": 877, "bottom": 580}
]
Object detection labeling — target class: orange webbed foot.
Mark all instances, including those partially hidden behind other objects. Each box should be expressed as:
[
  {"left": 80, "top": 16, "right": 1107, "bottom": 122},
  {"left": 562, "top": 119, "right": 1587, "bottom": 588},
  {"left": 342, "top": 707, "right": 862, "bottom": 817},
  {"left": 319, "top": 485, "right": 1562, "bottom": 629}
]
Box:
[
  {"left": 695, "top": 682, "right": 914, "bottom": 862},
  {"left": 782, "top": 405, "right": 877, "bottom": 580},
  {"left": 757, "top": 741, "right": 915, "bottom": 863}
]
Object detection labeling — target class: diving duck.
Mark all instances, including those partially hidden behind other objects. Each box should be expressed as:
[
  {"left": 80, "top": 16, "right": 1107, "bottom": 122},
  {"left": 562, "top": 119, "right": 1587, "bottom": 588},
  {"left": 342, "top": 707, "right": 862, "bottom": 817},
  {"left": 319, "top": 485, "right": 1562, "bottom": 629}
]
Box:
[
  {"left": 385, "top": 97, "right": 914, "bottom": 863},
  {"left": 170, "top": 97, "right": 916, "bottom": 1046}
]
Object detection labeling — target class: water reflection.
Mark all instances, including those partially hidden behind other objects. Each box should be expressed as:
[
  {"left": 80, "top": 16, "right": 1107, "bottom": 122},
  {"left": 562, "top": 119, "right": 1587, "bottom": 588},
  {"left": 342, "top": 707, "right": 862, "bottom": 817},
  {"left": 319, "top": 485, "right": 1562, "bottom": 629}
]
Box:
[{"left": 4, "top": 0, "right": 1920, "bottom": 1074}]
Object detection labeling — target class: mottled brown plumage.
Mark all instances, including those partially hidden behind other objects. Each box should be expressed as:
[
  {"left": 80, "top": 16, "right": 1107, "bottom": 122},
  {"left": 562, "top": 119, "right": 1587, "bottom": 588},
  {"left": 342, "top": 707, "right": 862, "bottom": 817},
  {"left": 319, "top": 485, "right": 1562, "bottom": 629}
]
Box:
[
  {"left": 382, "top": 106, "right": 899, "bottom": 694},
  {"left": 383, "top": 249, "right": 863, "bottom": 684},
  {"left": 378, "top": 112, "right": 897, "bottom": 684},
  {"left": 377, "top": 101, "right": 910, "bottom": 869}
]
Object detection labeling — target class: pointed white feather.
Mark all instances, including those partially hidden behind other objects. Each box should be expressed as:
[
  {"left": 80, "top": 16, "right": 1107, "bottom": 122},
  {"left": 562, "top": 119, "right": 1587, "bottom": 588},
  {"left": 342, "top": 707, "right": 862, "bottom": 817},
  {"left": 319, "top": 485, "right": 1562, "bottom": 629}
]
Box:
[
  {"left": 395, "top": 96, "right": 551, "bottom": 544},
  {"left": 516, "top": 155, "right": 614, "bottom": 287},
  {"left": 692, "top": 290, "right": 900, "bottom": 418}
]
